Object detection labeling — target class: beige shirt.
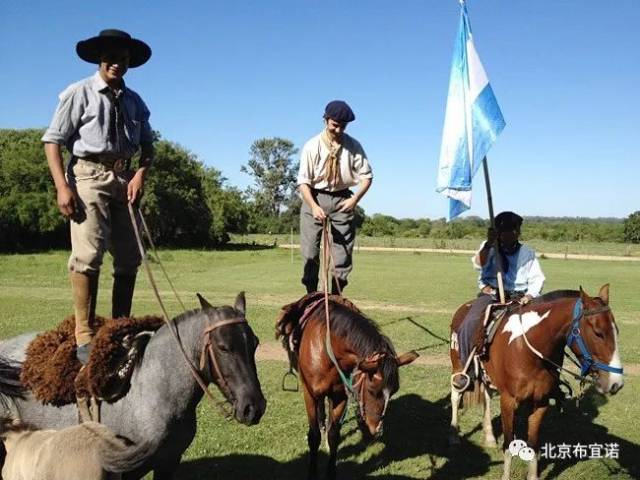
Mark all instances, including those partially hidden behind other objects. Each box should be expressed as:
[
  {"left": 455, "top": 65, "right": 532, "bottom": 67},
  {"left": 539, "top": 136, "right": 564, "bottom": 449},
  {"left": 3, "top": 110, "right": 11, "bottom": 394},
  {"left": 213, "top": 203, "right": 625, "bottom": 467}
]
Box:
[{"left": 297, "top": 132, "right": 373, "bottom": 192}]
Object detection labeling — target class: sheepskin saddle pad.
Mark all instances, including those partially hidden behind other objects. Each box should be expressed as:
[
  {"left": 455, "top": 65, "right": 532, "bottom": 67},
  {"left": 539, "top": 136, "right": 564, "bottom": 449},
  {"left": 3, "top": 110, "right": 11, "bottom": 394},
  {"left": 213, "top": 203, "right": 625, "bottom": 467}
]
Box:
[{"left": 20, "top": 315, "right": 164, "bottom": 406}]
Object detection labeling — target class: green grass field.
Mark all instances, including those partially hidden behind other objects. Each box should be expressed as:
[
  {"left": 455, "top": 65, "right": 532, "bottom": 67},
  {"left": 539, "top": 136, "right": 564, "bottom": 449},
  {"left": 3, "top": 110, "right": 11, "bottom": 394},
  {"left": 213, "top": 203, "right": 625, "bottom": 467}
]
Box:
[
  {"left": 0, "top": 248, "right": 638, "bottom": 479},
  {"left": 233, "top": 234, "right": 640, "bottom": 258}
]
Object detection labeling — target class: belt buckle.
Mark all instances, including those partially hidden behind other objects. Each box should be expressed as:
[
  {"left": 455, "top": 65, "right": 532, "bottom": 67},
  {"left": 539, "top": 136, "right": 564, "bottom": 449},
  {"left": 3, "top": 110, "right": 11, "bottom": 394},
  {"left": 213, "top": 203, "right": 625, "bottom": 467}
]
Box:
[{"left": 113, "top": 159, "right": 125, "bottom": 173}]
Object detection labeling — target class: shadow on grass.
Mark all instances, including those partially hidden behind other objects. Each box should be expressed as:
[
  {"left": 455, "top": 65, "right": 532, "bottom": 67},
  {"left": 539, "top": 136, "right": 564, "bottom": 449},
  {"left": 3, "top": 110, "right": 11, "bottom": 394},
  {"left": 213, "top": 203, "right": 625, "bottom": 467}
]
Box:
[
  {"left": 540, "top": 386, "right": 639, "bottom": 479},
  {"left": 217, "top": 243, "right": 277, "bottom": 252},
  {"left": 174, "top": 393, "right": 495, "bottom": 479}
]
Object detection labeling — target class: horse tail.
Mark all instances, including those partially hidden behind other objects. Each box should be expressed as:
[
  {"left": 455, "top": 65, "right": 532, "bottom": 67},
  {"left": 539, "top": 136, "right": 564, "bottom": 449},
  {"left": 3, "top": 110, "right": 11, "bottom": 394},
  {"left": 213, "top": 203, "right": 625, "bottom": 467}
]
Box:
[
  {"left": 80, "top": 422, "right": 152, "bottom": 474},
  {"left": 0, "top": 355, "right": 25, "bottom": 407},
  {"left": 462, "top": 380, "right": 484, "bottom": 408}
]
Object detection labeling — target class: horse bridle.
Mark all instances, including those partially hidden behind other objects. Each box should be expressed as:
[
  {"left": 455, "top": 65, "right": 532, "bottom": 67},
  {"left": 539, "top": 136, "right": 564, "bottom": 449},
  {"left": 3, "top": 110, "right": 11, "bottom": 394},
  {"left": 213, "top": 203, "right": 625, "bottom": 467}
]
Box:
[
  {"left": 566, "top": 299, "right": 623, "bottom": 377},
  {"left": 351, "top": 355, "right": 392, "bottom": 425},
  {"left": 199, "top": 317, "right": 248, "bottom": 414}
]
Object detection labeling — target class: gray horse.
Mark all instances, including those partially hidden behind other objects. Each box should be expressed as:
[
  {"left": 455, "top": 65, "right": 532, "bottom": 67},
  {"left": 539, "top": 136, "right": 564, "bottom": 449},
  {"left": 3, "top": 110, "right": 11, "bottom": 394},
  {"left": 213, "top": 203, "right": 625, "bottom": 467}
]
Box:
[{"left": 0, "top": 292, "right": 266, "bottom": 480}]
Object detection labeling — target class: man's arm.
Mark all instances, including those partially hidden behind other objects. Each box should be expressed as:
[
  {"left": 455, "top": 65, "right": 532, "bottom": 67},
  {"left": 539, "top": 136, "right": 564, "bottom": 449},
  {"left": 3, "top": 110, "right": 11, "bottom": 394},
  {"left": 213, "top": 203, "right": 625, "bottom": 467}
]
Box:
[
  {"left": 474, "top": 228, "right": 497, "bottom": 266},
  {"left": 337, "top": 177, "right": 372, "bottom": 213},
  {"left": 299, "top": 183, "right": 326, "bottom": 220},
  {"left": 127, "top": 143, "right": 154, "bottom": 204},
  {"left": 44, "top": 142, "right": 75, "bottom": 217}
]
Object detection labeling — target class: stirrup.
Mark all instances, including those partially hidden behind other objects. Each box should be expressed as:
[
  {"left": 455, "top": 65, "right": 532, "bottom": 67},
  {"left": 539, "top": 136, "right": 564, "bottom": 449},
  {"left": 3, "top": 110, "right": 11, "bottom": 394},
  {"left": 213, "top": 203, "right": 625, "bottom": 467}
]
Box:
[{"left": 451, "top": 372, "right": 471, "bottom": 393}]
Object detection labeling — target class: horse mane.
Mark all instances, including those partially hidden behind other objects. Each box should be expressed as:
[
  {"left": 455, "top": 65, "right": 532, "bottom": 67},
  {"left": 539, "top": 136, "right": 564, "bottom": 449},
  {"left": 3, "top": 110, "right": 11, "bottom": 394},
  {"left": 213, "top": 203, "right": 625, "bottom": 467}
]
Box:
[
  {"left": 327, "top": 303, "right": 400, "bottom": 392},
  {"left": 531, "top": 290, "right": 580, "bottom": 305},
  {"left": 275, "top": 292, "right": 362, "bottom": 340},
  {"left": 0, "top": 416, "right": 36, "bottom": 436},
  {"left": 0, "top": 356, "right": 25, "bottom": 409},
  {"left": 171, "top": 305, "right": 240, "bottom": 328}
]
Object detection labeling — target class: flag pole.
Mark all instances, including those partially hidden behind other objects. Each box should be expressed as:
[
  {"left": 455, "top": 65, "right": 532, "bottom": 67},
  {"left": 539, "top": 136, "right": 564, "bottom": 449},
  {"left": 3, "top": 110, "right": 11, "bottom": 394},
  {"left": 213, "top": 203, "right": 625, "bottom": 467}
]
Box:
[{"left": 482, "top": 156, "right": 506, "bottom": 303}]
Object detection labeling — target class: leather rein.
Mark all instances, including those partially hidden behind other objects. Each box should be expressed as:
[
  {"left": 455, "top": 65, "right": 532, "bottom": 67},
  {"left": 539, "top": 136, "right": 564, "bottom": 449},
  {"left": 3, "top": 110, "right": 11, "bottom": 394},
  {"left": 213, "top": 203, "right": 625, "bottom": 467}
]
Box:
[{"left": 128, "top": 204, "right": 245, "bottom": 419}]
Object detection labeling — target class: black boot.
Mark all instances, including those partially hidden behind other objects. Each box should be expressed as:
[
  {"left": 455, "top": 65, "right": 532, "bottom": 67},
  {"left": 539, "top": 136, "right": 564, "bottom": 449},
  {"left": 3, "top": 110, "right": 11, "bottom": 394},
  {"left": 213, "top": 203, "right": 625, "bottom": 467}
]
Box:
[
  {"left": 304, "top": 282, "right": 318, "bottom": 294},
  {"left": 112, "top": 274, "right": 136, "bottom": 318},
  {"left": 331, "top": 278, "right": 348, "bottom": 296}
]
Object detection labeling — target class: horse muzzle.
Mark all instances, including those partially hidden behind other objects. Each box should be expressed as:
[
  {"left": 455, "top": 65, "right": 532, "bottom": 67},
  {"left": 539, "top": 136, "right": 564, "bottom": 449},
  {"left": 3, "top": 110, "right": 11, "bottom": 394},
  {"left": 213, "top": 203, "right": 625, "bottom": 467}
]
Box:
[{"left": 235, "top": 393, "right": 267, "bottom": 425}]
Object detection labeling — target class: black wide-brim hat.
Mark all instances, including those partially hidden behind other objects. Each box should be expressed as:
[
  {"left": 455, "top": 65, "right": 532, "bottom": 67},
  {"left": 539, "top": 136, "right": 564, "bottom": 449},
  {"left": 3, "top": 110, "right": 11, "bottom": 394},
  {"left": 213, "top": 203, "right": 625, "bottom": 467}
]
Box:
[{"left": 76, "top": 29, "right": 151, "bottom": 68}]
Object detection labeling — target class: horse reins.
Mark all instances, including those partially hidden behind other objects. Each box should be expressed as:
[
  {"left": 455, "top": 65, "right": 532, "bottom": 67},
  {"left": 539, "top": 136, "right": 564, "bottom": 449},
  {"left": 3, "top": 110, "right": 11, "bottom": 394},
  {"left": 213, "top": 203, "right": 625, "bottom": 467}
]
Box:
[
  {"left": 319, "top": 219, "right": 377, "bottom": 423},
  {"left": 128, "top": 204, "right": 243, "bottom": 418}
]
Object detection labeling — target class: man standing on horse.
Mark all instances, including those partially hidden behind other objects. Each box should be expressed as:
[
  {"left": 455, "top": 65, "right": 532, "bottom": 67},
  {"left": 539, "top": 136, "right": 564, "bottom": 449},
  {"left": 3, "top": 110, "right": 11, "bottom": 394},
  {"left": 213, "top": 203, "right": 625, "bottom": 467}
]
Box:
[
  {"left": 452, "top": 211, "right": 545, "bottom": 389},
  {"left": 42, "top": 29, "right": 154, "bottom": 364},
  {"left": 297, "top": 100, "right": 373, "bottom": 294}
]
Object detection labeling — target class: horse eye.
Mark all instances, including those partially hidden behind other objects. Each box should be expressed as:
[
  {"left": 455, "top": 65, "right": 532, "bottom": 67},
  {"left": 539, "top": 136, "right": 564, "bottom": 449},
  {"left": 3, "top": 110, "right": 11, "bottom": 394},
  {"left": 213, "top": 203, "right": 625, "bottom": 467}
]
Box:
[
  {"left": 217, "top": 344, "right": 230, "bottom": 353},
  {"left": 594, "top": 330, "right": 605, "bottom": 339}
]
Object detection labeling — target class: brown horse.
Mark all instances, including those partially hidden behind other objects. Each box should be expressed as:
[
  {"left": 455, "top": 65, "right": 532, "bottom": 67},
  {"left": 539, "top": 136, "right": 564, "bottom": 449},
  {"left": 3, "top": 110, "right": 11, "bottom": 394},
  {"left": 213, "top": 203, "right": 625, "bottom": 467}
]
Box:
[
  {"left": 448, "top": 284, "right": 624, "bottom": 480},
  {"left": 276, "top": 293, "right": 418, "bottom": 480}
]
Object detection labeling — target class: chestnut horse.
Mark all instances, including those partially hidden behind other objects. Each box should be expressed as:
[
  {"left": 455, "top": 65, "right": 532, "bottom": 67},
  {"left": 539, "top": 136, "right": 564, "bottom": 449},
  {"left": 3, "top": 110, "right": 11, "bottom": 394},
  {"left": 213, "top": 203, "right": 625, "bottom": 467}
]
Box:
[
  {"left": 449, "top": 285, "right": 623, "bottom": 480},
  {"left": 276, "top": 293, "right": 418, "bottom": 480}
]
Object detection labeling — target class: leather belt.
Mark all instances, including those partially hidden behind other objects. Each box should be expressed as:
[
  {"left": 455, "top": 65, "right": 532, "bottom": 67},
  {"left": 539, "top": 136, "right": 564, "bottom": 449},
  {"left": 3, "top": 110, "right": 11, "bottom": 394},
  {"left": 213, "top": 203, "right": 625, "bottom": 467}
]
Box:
[{"left": 76, "top": 155, "right": 129, "bottom": 172}]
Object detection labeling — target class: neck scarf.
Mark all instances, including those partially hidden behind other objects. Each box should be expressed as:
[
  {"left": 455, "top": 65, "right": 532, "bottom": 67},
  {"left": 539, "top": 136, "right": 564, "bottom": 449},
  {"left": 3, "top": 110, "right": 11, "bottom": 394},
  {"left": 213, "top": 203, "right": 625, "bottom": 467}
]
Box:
[{"left": 320, "top": 129, "right": 342, "bottom": 187}]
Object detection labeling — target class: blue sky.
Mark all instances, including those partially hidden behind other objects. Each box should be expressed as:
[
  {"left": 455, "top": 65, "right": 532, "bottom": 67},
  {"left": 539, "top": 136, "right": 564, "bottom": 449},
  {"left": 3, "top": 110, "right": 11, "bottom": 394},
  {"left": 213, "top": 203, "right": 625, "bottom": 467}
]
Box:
[{"left": 1, "top": 0, "right": 638, "bottom": 219}]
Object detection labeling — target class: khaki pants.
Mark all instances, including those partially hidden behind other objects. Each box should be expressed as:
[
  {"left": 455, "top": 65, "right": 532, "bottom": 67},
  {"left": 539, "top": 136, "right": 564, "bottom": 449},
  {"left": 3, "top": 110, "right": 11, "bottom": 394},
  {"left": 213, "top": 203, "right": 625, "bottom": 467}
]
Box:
[
  {"left": 300, "top": 189, "right": 355, "bottom": 290},
  {"left": 66, "top": 159, "right": 141, "bottom": 275}
]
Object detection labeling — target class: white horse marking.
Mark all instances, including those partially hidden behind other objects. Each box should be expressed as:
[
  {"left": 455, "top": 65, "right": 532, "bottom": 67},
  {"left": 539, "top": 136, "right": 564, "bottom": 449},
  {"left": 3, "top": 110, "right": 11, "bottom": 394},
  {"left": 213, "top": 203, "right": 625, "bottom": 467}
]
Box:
[{"left": 502, "top": 310, "right": 551, "bottom": 344}]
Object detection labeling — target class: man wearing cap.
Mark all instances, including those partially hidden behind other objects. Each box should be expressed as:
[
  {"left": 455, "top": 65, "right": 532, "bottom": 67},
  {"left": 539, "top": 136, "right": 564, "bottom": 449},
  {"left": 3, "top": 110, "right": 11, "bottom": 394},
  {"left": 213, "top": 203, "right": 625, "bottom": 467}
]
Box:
[
  {"left": 297, "top": 100, "right": 373, "bottom": 294},
  {"left": 42, "top": 29, "right": 154, "bottom": 364},
  {"left": 452, "top": 211, "right": 545, "bottom": 389}
]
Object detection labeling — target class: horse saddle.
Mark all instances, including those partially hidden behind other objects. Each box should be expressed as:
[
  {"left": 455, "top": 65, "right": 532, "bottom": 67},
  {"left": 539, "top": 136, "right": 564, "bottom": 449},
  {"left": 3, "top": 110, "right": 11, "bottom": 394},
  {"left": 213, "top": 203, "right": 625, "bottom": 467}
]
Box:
[
  {"left": 276, "top": 292, "right": 363, "bottom": 355},
  {"left": 21, "top": 315, "right": 164, "bottom": 406}
]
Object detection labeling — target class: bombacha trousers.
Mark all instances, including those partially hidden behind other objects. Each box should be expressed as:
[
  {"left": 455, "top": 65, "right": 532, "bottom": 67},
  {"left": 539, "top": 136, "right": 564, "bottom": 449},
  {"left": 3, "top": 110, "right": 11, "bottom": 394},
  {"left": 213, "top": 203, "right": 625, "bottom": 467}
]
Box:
[
  {"left": 300, "top": 189, "right": 355, "bottom": 290},
  {"left": 66, "top": 159, "right": 141, "bottom": 276}
]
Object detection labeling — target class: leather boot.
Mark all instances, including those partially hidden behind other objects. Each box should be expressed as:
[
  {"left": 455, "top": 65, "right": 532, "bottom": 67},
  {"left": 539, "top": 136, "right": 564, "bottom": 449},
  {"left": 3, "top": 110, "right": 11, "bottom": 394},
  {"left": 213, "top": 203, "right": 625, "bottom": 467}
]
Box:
[
  {"left": 331, "top": 278, "right": 348, "bottom": 296},
  {"left": 71, "top": 271, "right": 99, "bottom": 364},
  {"left": 112, "top": 273, "right": 136, "bottom": 318}
]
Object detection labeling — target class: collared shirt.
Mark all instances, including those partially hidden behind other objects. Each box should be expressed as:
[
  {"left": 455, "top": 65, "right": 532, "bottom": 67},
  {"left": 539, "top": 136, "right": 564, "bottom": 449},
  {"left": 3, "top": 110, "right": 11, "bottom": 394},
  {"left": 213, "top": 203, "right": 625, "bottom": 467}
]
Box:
[
  {"left": 472, "top": 241, "right": 545, "bottom": 297},
  {"left": 297, "top": 132, "right": 373, "bottom": 192},
  {"left": 42, "top": 71, "right": 153, "bottom": 159}
]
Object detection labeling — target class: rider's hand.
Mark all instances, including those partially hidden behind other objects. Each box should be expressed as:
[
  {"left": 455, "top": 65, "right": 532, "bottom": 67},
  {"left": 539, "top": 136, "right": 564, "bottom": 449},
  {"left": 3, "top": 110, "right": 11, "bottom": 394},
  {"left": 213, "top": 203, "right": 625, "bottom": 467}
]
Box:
[
  {"left": 56, "top": 184, "right": 76, "bottom": 217},
  {"left": 481, "top": 285, "right": 496, "bottom": 296},
  {"left": 518, "top": 294, "right": 533, "bottom": 305},
  {"left": 337, "top": 197, "right": 358, "bottom": 213},
  {"left": 311, "top": 204, "right": 327, "bottom": 221},
  {"left": 127, "top": 170, "right": 146, "bottom": 205}
]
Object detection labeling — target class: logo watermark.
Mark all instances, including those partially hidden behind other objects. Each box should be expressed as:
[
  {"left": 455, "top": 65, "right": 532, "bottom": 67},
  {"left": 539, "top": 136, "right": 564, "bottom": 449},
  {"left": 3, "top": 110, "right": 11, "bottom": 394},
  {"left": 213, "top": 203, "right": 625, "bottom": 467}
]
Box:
[{"left": 508, "top": 440, "right": 620, "bottom": 461}]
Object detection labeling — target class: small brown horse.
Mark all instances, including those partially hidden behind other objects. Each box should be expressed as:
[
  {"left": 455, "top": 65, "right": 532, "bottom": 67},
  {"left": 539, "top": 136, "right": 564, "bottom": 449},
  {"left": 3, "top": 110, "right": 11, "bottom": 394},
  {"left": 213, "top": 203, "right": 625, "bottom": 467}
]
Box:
[
  {"left": 277, "top": 293, "right": 418, "bottom": 480},
  {"left": 448, "top": 284, "right": 624, "bottom": 480}
]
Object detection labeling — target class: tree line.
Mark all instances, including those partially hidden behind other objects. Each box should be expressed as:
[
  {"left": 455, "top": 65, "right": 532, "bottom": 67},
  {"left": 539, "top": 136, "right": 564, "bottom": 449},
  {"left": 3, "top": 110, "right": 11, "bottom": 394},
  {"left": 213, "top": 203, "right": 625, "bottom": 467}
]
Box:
[{"left": 0, "top": 128, "right": 638, "bottom": 252}]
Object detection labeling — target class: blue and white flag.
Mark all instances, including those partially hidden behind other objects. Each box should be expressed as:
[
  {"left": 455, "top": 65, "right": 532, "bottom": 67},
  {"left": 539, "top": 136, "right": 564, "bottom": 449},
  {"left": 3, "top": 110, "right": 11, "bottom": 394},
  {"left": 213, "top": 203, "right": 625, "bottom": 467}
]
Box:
[{"left": 436, "top": 1, "right": 505, "bottom": 220}]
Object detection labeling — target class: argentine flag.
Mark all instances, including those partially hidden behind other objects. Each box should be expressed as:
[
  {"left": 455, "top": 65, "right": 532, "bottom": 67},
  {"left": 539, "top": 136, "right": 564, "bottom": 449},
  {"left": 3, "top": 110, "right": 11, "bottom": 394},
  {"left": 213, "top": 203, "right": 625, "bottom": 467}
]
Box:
[{"left": 436, "top": 1, "right": 505, "bottom": 220}]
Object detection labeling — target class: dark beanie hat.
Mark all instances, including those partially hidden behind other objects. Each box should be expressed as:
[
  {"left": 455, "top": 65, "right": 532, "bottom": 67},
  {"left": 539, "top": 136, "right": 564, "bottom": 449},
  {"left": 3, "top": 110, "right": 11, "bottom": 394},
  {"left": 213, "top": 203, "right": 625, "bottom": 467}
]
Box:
[
  {"left": 323, "top": 100, "right": 355, "bottom": 123},
  {"left": 495, "top": 211, "right": 523, "bottom": 231}
]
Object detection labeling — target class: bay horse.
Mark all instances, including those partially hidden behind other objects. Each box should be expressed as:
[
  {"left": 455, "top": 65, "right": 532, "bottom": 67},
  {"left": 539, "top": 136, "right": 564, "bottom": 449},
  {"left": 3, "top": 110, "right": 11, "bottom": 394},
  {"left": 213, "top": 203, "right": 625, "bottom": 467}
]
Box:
[
  {"left": 0, "top": 292, "right": 266, "bottom": 480},
  {"left": 448, "top": 284, "right": 624, "bottom": 480},
  {"left": 276, "top": 293, "right": 418, "bottom": 480}
]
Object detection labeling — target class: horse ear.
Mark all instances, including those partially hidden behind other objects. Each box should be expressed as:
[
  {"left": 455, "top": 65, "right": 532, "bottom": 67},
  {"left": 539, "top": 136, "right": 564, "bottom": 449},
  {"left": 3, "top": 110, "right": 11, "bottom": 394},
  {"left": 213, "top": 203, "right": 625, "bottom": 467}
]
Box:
[
  {"left": 396, "top": 350, "right": 419, "bottom": 367},
  {"left": 196, "top": 293, "right": 213, "bottom": 310},
  {"left": 579, "top": 285, "right": 587, "bottom": 301},
  {"left": 235, "top": 291, "right": 246, "bottom": 315},
  {"left": 598, "top": 284, "right": 610, "bottom": 305}
]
